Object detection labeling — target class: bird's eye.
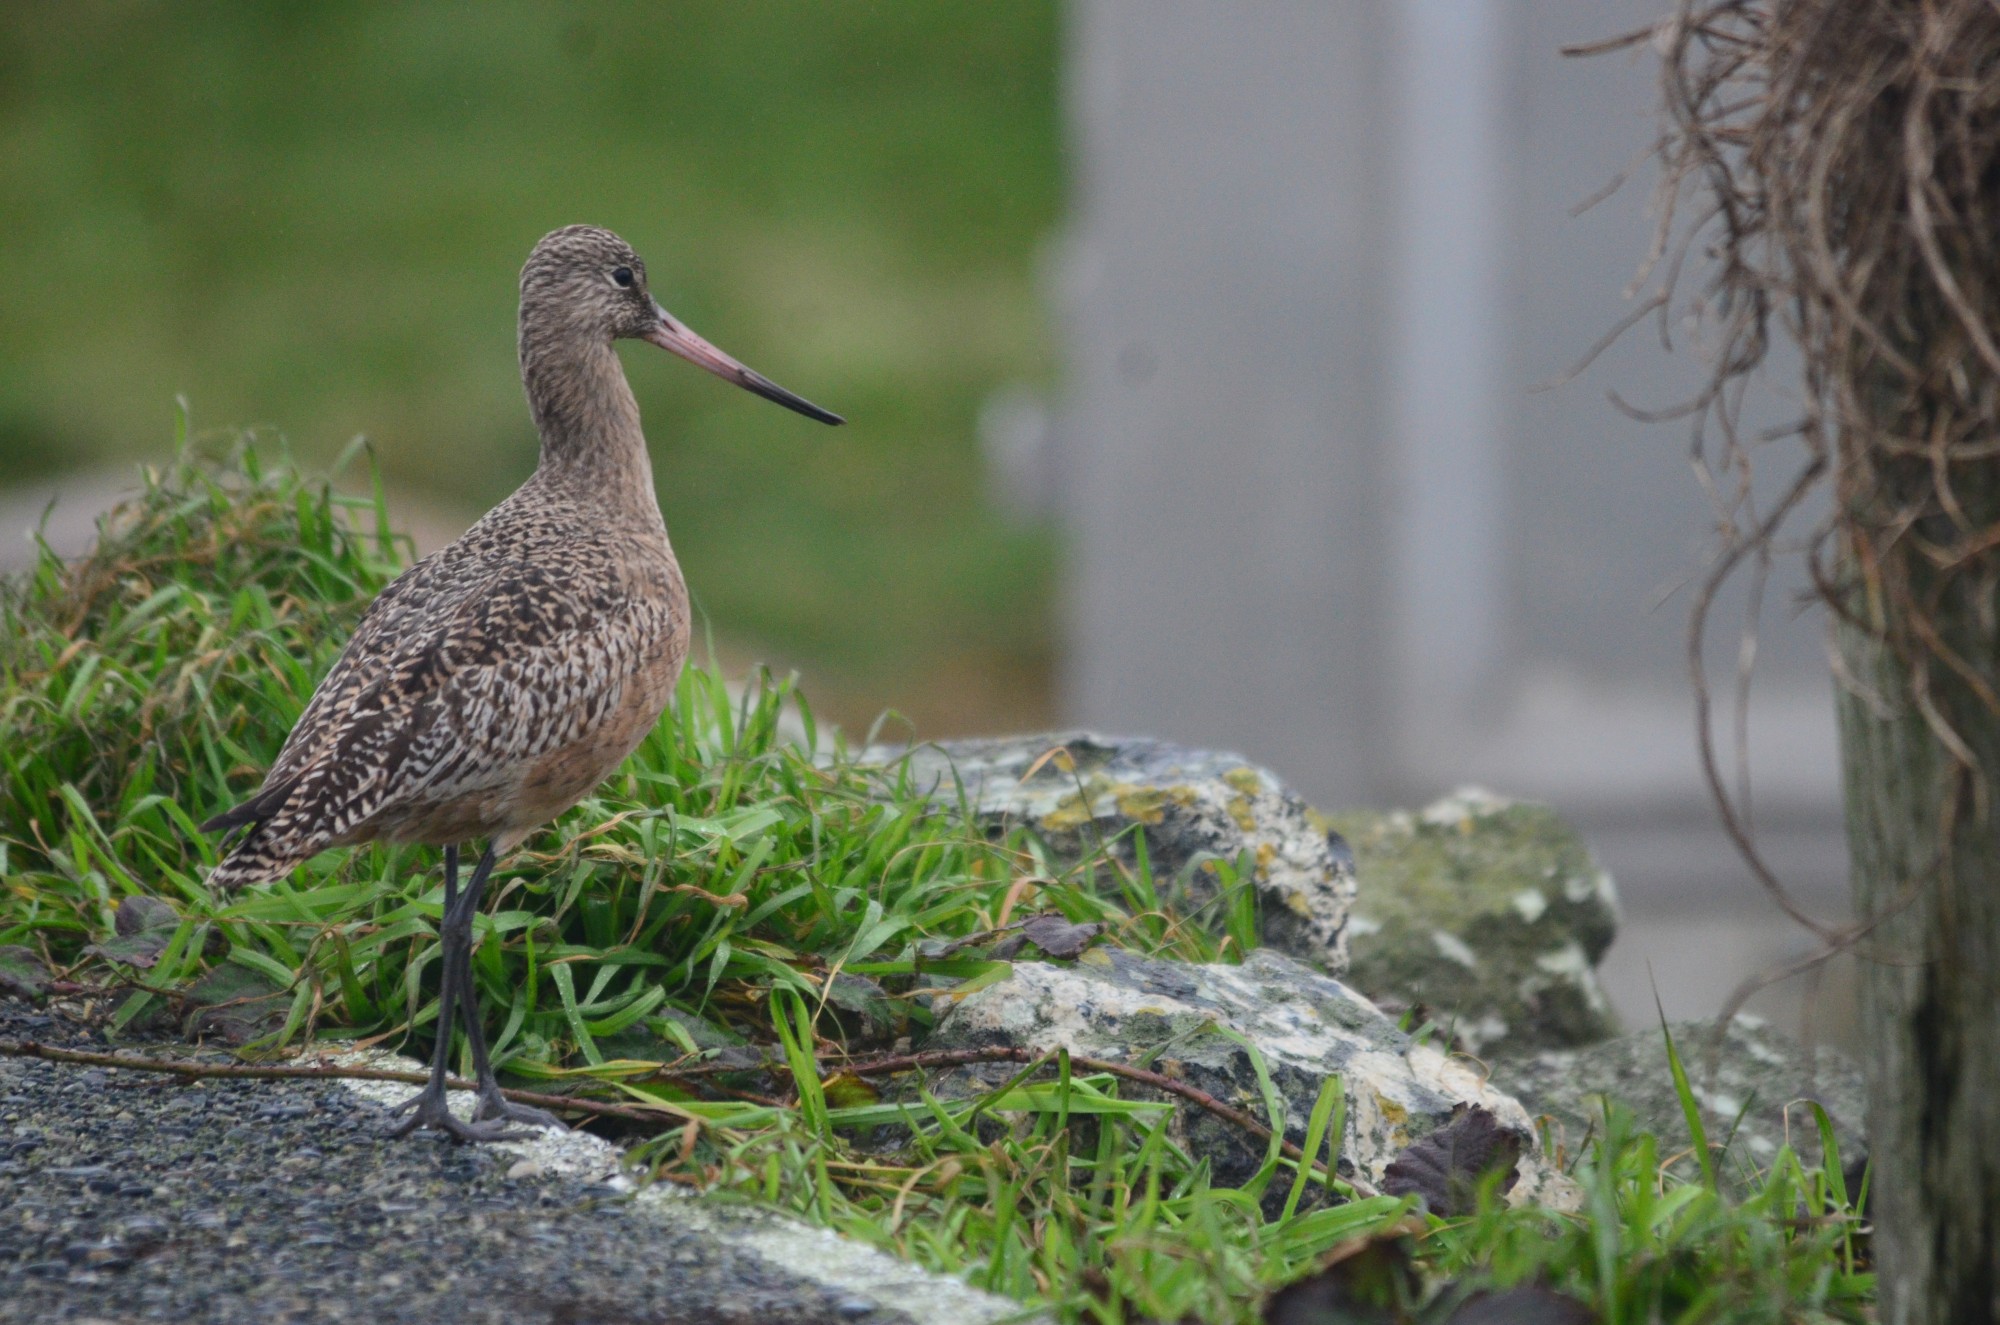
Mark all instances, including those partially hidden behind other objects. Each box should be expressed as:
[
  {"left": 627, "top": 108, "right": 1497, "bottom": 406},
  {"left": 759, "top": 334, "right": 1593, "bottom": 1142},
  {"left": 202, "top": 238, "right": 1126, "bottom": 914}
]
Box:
[{"left": 611, "top": 266, "right": 635, "bottom": 288}]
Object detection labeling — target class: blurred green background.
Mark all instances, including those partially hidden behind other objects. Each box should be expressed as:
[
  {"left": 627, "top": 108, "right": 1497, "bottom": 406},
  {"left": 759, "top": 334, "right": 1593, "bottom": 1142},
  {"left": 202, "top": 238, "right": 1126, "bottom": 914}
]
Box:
[{"left": 0, "top": 3, "right": 1062, "bottom": 734}]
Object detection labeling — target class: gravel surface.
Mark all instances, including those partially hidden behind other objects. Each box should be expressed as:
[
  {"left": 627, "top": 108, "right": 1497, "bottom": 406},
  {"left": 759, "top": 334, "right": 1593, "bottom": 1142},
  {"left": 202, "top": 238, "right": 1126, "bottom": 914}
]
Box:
[{"left": 0, "top": 997, "right": 1027, "bottom": 1324}]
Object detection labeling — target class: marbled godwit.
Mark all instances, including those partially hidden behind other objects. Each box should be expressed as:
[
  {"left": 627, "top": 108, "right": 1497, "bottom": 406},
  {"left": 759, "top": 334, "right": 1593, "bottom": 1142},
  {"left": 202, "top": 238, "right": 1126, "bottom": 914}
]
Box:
[{"left": 201, "top": 225, "right": 842, "bottom": 1141}]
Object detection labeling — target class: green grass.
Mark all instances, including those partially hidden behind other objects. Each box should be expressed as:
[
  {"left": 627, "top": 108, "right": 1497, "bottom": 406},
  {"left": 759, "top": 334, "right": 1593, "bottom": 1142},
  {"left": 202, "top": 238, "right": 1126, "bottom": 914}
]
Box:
[
  {"left": 0, "top": 444, "right": 1872, "bottom": 1322},
  {"left": 1422, "top": 1097, "right": 1871, "bottom": 1325},
  {"left": 0, "top": 4, "right": 1061, "bottom": 729}
]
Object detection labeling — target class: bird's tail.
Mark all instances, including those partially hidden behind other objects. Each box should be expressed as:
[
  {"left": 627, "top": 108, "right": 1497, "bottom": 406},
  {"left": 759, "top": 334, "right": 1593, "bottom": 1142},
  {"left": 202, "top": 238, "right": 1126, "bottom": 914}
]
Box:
[
  {"left": 206, "top": 835, "right": 311, "bottom": 892},
  {"left": 202, "top": 775, "right": 309, "bottom": 891}
]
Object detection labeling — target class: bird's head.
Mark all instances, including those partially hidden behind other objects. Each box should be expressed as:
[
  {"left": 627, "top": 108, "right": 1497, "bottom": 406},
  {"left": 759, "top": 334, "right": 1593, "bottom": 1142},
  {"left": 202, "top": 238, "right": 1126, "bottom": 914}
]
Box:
[{"left": 520, "top": 224, "right": 843, "bottom": 425}]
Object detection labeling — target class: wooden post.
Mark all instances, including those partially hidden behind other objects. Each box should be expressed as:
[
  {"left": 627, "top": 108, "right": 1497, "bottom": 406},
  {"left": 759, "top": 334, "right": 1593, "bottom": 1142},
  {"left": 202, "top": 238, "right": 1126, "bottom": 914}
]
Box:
[
  {"left": 1837, "top": 479, "right": 2000, "bottom": 1323},
  {"left": 1612, "top": 2, "right": 2000, "bottom": 1312}
]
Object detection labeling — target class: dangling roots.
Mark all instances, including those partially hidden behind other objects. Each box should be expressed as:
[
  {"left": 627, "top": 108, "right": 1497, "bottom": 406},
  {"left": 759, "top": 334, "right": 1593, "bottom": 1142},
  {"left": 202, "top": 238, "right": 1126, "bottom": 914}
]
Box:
[{"left": 1567, "top": 0, "right": 2000, "bottom": 1012}]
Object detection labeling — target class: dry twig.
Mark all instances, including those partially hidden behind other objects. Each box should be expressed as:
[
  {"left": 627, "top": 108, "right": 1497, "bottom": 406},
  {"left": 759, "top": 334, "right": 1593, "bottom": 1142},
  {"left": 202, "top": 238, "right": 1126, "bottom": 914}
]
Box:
[{"left": 0, "top": 1036, "right": 1382, "bottom": 1200}]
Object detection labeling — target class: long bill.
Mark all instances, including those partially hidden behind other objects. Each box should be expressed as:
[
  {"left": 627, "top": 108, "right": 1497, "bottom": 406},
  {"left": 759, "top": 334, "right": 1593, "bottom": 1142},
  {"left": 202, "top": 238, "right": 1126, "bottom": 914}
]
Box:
[{"left": 643, "top": 302, "right": 844, "bottom": 425}]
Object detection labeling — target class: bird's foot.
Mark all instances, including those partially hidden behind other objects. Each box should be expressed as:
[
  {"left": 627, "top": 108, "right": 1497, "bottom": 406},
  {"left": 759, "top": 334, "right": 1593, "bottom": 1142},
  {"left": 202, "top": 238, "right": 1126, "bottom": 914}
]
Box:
[
  {"left": 387, "top": 1085, "right": 535, "bottom": 1144},
  {"left": 473, "top": 1087, "right": 568, "bottom": 1133}
]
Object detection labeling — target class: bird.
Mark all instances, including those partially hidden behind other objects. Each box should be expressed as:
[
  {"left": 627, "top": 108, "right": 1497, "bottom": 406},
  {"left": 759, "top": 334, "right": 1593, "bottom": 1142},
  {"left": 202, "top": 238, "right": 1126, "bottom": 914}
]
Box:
[{"left": 200, "top": 224, "right": 842, "bottom": 1142}]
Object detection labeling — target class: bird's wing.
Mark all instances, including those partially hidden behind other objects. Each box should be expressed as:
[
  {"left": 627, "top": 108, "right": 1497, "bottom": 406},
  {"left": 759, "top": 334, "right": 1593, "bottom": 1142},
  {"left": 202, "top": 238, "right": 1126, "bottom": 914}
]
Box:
[
  {"left": 205, "top": 550, "right": 668, "bottom": 871},
  {"left": 255, "top": 555, "right": 432, "bottom": 791}
]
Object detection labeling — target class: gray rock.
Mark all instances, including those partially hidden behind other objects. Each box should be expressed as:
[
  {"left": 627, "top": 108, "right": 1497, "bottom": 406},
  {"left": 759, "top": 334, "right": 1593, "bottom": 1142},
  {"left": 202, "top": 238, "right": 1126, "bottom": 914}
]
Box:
[
  {"left": 920, "top": 946, "right": 1574, "bottom": 1209},
  {"left": 868, "top": 733, "right": 1355, "bottom": 974},
  {"left": 1495, "top": 1016, "right": 1867, "bottom": 1190},
  {"left": 1331, "top": 789, "right": 1621, "bottom": 1056}
]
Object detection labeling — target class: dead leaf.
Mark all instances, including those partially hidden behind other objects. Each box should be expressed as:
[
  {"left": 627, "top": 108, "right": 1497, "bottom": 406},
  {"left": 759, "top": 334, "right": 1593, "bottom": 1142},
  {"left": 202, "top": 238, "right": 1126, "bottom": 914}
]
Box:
[
  {"left": 182, "top": 964, "right": 288, "bottom": 1045},
  {"left": 0, "top": 946, "right": 50, "bottom": 1000},
  {"left": 930, "top": 912, "right": 1107, "bottom": 963},
  {"left": 84, "top": 896, "right": 180, "bottom": 969},
  {"left": 1380, "top": 1106, "right": 1524, "bottom": 1218},
  {"left": 822, "top": 972, "right": 897, "bottom": 1042},
  {"left": 992, "top": 914, "right": 1104, "bottom": 961},
  {"left": 115, "top": 894, "right": 177, "bottom": 935}
]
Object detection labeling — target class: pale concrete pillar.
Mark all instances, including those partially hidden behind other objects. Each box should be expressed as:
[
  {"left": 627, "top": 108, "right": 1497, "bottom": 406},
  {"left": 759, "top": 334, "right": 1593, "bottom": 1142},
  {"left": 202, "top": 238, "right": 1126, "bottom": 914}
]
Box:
[{"left": 1056, "top": 1, "right": 1397, "bottom": 808}]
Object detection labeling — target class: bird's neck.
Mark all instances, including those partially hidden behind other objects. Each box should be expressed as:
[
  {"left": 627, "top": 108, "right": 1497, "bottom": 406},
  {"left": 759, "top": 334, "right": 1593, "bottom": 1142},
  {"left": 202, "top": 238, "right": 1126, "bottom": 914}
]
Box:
[{"left": 519, "top": 333, "right": 661, "bottom": 520}]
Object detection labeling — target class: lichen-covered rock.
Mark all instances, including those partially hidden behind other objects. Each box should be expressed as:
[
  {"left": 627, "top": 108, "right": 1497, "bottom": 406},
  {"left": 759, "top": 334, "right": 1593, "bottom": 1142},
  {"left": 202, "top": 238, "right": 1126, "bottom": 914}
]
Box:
[
  {"left": 1329, "top": 789, "right": 1620, "bottom": 1056},
  {"left": 868, "top": 733, "right": 1354, "bottom": 974},
  {"left": 1495, "top": 1016, "right": 1868, "bottom": 1191},
  {"left": 920, "top": 946, "right": 1573, "bottom": 1208}
]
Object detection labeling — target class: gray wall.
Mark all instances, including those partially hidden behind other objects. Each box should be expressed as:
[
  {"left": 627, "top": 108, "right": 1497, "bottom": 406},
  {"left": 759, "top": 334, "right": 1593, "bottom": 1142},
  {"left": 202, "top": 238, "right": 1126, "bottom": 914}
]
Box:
[
  {"left": 1058, "top": 4, "right": 1397, "bottom": 810},
  {"left": 1057, "top": 0, "right": 1836, "bottom": 814},
  {"left": 1055, "top": 0, "right": 1851, "bottom": 1038}
]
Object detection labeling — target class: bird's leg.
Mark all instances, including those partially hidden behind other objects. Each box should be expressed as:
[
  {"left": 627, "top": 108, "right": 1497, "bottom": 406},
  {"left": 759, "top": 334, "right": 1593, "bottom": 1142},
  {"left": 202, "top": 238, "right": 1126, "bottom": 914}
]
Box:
[
  {"left": 389, "top": 844, "right": 524, "bottom": 1143},
  {"left": 450, "top": 843, "right": 565, "bottom": 1132}
]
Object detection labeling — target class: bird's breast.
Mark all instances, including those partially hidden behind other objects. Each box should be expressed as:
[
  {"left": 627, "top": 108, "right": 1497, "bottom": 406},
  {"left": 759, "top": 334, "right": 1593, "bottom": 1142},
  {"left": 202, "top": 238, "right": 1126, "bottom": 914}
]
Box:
[{"left": 509, "top": 617, "right": 686, "bottom": 828}]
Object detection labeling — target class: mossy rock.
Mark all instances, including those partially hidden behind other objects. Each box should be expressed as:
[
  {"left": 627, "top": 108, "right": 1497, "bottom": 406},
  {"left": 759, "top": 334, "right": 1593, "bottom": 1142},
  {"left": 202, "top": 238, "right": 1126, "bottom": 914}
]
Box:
[
  {"left": 866, "top": 733, "right": 1355, "bottom": 974},
  {"left": 1330, "top": 789, "right": 1620, "bottom": 1056},
  {"left": 918, "top": 947, "right": 1574, "bottom": 1210},
  {"left": 1495, "top": 1016, "right": 1867, "bottom": 1194}
]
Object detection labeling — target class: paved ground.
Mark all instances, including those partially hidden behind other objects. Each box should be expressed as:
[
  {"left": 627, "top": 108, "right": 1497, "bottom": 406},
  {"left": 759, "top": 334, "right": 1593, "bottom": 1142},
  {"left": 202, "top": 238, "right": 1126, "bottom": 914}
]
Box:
[{"left": 0, "top": 998, "right": 1031, "bottom": 1325}]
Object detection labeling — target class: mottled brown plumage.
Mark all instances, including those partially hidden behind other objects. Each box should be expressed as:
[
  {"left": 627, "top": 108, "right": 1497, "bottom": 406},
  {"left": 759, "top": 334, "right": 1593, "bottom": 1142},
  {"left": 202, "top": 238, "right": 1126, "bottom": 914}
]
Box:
[{"left": 200, "top": 225, "right": 840, "bottom": 1140}]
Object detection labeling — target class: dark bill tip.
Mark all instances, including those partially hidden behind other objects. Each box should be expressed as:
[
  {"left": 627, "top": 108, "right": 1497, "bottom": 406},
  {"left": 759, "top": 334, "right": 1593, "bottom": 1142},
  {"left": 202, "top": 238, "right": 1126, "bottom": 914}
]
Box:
[
  {"left": 736, "top": 370, "right": 846, "bottom": 426},
  {"left": 643, "top": 311, "right": 844, "bottom": 426}
]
